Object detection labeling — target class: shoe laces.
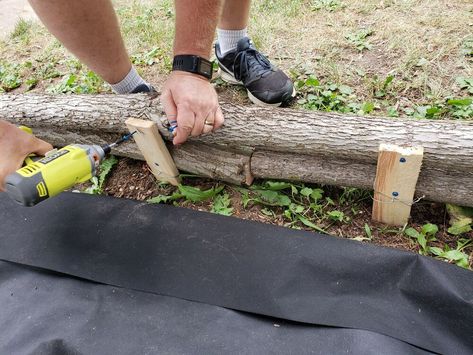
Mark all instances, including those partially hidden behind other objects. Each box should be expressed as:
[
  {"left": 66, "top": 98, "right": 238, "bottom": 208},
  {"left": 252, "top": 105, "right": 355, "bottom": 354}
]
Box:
[{"left": 234, "top": 47, "right": 272, "bottom": 82}]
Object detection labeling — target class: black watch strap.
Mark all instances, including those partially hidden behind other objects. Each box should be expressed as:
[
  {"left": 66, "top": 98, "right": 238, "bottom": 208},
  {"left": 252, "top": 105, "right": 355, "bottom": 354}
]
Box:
[{"left": 172, "top": 55, "right": 213, "bottom": 80}]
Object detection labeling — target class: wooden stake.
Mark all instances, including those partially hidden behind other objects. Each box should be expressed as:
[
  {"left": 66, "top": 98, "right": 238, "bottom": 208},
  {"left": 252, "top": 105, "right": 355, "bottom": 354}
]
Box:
[
  {"left": 125, "top": 118, "right": 180, "bottom": 186},
  {"left": 372, "top": 144, "right": 424, "bottom": 226}
]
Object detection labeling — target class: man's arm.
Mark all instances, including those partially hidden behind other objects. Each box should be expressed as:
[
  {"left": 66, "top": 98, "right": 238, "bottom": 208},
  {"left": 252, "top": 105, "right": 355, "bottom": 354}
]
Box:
[
  {"left": 0, "top": 121, "right": 52, "bottom": 191},
  {"left": 162, "top": 0, "right": 225, "bottom": 145}
]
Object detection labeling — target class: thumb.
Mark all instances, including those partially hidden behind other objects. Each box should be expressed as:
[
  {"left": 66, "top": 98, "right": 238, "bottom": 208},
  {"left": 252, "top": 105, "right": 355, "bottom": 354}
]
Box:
[
  {"left": 173, "top": 104, "right": 194, "bottom": 146},
  {"left": 161, "top": 89, "right": 178, "bottom": 139},
  {"left": 30, "top": 137, "right": 53, "bottom": 156}
]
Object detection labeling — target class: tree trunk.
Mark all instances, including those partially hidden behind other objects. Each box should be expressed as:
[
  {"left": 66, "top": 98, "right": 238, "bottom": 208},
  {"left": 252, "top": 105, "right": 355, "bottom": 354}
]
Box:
[{"left": 1, "top": 94, "right": 472, "bottom": 206}]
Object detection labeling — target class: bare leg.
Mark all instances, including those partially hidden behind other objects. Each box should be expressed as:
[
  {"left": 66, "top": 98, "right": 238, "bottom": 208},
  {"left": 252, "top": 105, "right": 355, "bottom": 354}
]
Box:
[
  {"left": 219, "top": 0, "right": 251, "bottom": 30},
  {"left": 28, "top": 0, "right": 131, "bottom": 84}
]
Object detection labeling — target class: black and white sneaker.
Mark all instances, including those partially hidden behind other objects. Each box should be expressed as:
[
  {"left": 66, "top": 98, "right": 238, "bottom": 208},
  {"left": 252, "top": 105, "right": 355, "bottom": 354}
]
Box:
[
  {"left": 130, "top": 83, "right": 156, "bottom": 94},
  {"left": 215, "top": 37, "right": 295, "bottom": 107}
]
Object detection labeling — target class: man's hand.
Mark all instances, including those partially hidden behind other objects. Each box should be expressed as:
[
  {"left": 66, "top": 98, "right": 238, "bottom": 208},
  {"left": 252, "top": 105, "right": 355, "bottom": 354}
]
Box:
[
  {"left": 161, "top": 71, "right": 224, "bottom": 145},
  {"left": 0, "top": 121, "right": 53, "bottom": 192}
]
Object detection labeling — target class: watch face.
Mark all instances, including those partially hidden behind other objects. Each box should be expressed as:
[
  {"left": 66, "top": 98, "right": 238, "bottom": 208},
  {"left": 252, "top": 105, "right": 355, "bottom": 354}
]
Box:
[{"left": 198, "top": 60, "right": 212, "bottom": 77}]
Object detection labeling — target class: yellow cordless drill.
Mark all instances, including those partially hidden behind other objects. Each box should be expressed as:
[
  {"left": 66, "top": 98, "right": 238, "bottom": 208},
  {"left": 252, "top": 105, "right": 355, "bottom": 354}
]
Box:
[{"left": 5, "top": 129, "right": 135, "bottom": 207}]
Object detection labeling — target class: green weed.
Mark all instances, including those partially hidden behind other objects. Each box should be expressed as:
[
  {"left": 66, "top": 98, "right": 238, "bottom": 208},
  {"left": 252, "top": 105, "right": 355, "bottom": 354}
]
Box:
[
  {"left": 447, "top": 205, "right": 473, "bottom": 236},
  {"left": 461, "top": 36, "right": 473, "bottom": 57},
  {"left": 85, "top": 156, "right": 118, "bottom": 195},
  {"left": 146, "top": 191, "right": 183, "bottom": 204},
  {"left": 148, "top": 184, "right": 224, "bottom": 204},
  {"left": 398, "top": 77, "right": 473, "bottom": 120},
  {"left": 448, "top": 219, "right": 472, "bottom": 236},
  {"left": 370, "top": 74, "right": 394, "bottom": 99},
  {"left": 293, "top": 69, "right": 471, "bottom": 120},
  {"left": 405, "top": 223, "right": 438, "bottom": 255},
  {"left": 404, "top": 223, "right": 471, "bottom": 269},
  {"left": 0, "top": 62, "right": 22, "bottom": 92},
  {"left": 178, "top": 185, "right": 224, "bottom": 202},
  {"left": 430, "top": 239, "right": 472, "bottom": 269},
  {"left": 47, "top": 71, "right": 106, "bottom": 94},
  {"left": 456, "top": 77, "right": 473, "bottom": 94},
  {"left": 339, "top": 187, "right": 372, "bottom": 205},
  {"left": 211, "top": 193, "right": 233, "bottom": 216},
  {"left": 352, "top": 223, "right": 373, "bottom": 242},
  {"left": 327, "top": 210, "right": 347, "bottom": 222},
  {"left": 295, "top": 76, "right": 371, "bottom": 114},
  {"left": 244, "top": 189, "right": 291, "bottom": 208},
  {"left": 241, "top": 181, "right": 329, "bottom": 233},
  {"left": 131, "top": 47, "right": 164, "bottom": 66},
  {"left": 345, "top": 29, "right": 373, "bottom": 51},
  {"left": 34, "top": 60, "right": 62, "bottom": 81},
  {"left": 311, "top": 0, "right": 344, "bottom": 12},
  {"left": 364, "top": 223, "right": 373, "bottom": 239},
  {"left": 446, "top": 97, "right": 473, "bottom": 119},
  {"left": 401, "top": 96, "right": 473, "bottom": 120}
]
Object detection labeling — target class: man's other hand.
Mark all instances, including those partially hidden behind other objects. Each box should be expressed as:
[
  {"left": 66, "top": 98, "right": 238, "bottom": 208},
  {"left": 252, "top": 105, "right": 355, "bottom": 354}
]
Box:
[
  {"left": 0, "top": 121, "right": 53, "bottom": 192},
  {"left": 161, "top": 71, "right": 224, "bottom": 145}
]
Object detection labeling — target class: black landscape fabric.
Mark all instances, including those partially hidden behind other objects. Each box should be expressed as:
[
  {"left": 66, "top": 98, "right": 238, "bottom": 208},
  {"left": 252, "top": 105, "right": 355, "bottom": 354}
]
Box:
[
  {"left": 0, "top": 261, "right": 432, "bottom": 355},
  {"left": 0, "top": 193, "right": 471, "bottom": 355}
]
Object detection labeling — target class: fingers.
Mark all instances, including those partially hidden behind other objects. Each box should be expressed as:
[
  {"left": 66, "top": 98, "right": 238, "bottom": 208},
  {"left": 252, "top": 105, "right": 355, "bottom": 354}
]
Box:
[
  {"left": 214, "top": 106, "right": 224, "bottom": 131},
  {"left": 180, "top": 105, "right": 223, "bottom": 139},
  {"left": 193, "top": 111, "right": 207, "bottom": 137},
  {"left": 173, "top": 103, "right": 195, "bottom": 145},
  {"left": 31, "top": 137, "right": 53, "bottom": 156},
  {"left": 0, "top": 171, "right": 6, "bottom": 192},
  {"left": 200, "top": 109, "right": 215, "bottom": 135},
  {"left": 202, "top": 121, "right": 214, "bottom": 135},
  {"left": 201, "top": 106, "right": 222, "bottom": 134},
  {"left": 161, "top": 89, "right": 178, "bottom": 137},
  {"left": 162, "top": 72, "right": 225, "bottom": 145},
  {"left": 0, "top": 122, "right": 53, "bottom": 192}
]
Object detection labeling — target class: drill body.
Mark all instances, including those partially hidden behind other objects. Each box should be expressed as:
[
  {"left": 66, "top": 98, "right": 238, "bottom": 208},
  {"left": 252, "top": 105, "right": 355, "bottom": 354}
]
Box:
[{"left": 5, "top": 144, "right": 106, "bottom": 207}]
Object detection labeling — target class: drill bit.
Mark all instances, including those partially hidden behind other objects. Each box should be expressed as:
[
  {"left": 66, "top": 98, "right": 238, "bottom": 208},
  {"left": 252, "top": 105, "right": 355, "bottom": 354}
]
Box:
[{"left": 102, "top": 131, "right": 137, "bottom": 154}]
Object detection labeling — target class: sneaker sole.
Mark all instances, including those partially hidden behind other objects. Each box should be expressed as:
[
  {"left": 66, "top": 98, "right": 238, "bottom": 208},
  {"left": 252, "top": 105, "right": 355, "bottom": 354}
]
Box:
[
  {"left": 219, "top": 68, "right": 243, "bottom": 85},
  {"left": 218, "top": 68, "right": 296, "bottom": 107}
]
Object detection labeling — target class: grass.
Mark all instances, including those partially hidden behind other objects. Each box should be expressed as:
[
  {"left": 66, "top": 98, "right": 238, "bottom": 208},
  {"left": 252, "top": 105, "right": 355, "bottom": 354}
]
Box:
[
  {"left": 311, "top": 0, "right": 345, "bottom": 12},
  {"left": 1, "top": 0, "right": 472, "bottom": 268},
  {"left": 1, "top": 0, "right": 471, "bottom": 117},
  {"left": 9, "top": 18, "right": 33, "bottom": 42}
]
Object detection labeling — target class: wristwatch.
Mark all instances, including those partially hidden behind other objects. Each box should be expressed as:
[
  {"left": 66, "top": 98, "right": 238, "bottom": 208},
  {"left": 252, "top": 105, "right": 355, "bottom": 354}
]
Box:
[{"left": 172, "top": 55, "right": 213, "bottom": 80}]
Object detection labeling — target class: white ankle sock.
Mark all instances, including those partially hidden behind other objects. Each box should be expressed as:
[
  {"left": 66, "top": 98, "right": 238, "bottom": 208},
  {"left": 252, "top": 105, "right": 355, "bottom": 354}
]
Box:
[
  {"left": 110, "top": 66, "right": 148, "bottom": 94},
  {"left": 217, "top": 28, "right": 248, "bottom": 56}
]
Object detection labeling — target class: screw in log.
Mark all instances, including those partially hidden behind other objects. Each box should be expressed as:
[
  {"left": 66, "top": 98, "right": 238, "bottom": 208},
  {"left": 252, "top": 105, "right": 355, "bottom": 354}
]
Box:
[{"left": 372, "top": 144, "right": 424, "bottom": 226}]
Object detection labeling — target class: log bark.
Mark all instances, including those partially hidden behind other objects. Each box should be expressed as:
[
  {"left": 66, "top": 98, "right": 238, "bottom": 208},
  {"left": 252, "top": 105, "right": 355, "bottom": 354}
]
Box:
[
  {"left": 1, "top": 94, "right": 473, "bottom": 206},
  {"left": 251, "top": 152, "right": 473, "bottom": 207},
  {"left": 23, "top": 127, "right": 253, "bottom": 186}
]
